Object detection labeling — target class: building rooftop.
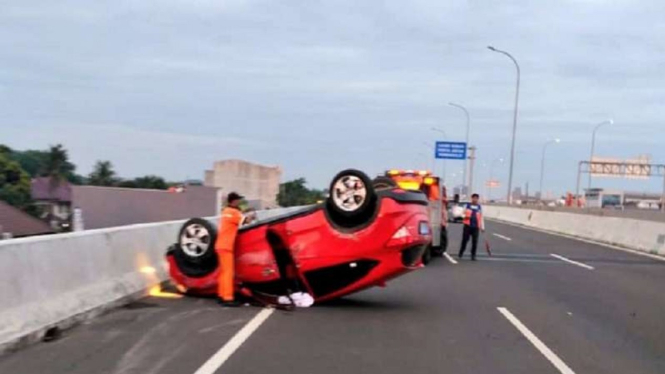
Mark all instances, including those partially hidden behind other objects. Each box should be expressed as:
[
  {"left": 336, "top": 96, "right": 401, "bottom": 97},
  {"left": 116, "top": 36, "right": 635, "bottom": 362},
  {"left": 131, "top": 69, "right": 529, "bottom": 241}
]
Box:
[
  {"left": 0, "top": 200, "right": 53, "bottom": 238},
  {"left": 31, "top": 177, "right": 72, "bottom": 202}
]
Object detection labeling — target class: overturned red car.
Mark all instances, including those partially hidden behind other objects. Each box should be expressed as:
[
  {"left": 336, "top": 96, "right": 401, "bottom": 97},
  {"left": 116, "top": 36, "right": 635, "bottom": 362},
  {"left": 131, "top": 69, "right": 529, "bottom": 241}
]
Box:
[{"left": 166, "top": 169, "right": 431, "bottom": 303}]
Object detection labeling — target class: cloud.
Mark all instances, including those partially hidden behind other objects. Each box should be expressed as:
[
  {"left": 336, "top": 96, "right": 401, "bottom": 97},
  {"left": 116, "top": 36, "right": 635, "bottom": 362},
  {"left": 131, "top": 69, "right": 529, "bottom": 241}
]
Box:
[{"left": 1, "top": 0, "right": 664, "bottom": 195}]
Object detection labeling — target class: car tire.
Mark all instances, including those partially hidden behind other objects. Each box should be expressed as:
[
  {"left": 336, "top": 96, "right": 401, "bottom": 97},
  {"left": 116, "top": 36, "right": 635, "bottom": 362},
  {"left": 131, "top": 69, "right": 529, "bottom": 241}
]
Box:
[
  {"left": 422, "top": 245, "right": 432, "bottom": 265},
  {"left": 327, "top": 169, "right": 377, "bottom": 229},
  {"left": 173, "top": 218, "right": 219, "bottom": 277},
  {"left": 372, "top": 176, "right": 397, "bottom": 190}
]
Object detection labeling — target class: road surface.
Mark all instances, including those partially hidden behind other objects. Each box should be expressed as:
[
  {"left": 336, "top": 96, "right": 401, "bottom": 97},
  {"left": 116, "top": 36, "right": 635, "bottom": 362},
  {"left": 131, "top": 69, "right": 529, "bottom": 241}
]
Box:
[{"left": 1, "top": 220, "right": 664, "bottom": 374}]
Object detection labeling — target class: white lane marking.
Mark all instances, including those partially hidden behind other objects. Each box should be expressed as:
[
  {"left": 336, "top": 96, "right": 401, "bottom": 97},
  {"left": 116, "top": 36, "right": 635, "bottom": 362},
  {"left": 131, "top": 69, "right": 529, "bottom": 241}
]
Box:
[
  {"left": 488, "top": 218, "right": 665, "bottom": 263},
  {"left": 497, "top": 307, "right": 576, "bottom": 374},
  {"left": 443, "top": 252, "right": 458, "bottom": 264},
  {"left": 550, "top": 253, "right": 595, "bottom": 270},
  {"left": 484, "top": 258, "right": 563, "bottom": 264},
  {"left": 193, "top": 308, "right": 274, "bottom": 374},
  {"left": 492, "top": 233, "right": 512, "bottom": 241}
]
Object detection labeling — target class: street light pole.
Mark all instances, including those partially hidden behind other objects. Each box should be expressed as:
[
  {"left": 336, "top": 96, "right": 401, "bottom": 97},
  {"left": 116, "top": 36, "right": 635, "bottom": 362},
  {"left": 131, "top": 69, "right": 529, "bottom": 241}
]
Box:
[
  {"left": 588, "top": 119, "right": 613, "bottom": 192},
  {"left": 448, "top": 102, "right": 470, "bottom": 196},
  {"left": 488, "top": 46, "right": 520, "bottom": 205},
  {"left": 539, "top": 139, "right": 560, "bottom": 202}
]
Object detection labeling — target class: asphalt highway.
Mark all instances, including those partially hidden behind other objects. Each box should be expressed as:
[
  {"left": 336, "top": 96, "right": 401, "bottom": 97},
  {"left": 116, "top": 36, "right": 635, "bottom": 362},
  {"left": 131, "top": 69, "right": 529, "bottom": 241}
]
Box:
[{"left": 2, "top": 220, "right": 664, "bottom": 374}]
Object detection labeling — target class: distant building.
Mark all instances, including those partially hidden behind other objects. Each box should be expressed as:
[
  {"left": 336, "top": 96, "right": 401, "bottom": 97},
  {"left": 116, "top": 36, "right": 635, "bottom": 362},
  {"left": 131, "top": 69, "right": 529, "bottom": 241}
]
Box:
[
  {"left": 204, "top": 159, "right": 282, "bottom": 209},
  {"left": 31, "top": 177, "right": 221, "bottom": 230},
  {"left": 0, "top": 200, "right": 53, "bottom": 238},
  {"left": 452, "top": 185, "right": 469, "bottom": 199},
  {"left": 584, "top": 188, "right": 662, "bottom": 209},
  {"left": 512, "top": 187, "right": 523, "bottom": 201}
]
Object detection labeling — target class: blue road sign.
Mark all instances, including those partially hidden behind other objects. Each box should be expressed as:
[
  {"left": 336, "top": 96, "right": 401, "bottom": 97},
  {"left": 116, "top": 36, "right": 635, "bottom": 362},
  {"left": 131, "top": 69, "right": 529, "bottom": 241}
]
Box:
[{"left": 435, "top": 141, "right": 467, "bottom": 160}]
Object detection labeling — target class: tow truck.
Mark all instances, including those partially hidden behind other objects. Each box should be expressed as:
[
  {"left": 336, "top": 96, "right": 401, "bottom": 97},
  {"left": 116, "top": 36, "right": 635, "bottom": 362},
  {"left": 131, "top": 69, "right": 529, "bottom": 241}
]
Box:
[{"left": 374, "top": 170, "right": 449, "bottom": 264}]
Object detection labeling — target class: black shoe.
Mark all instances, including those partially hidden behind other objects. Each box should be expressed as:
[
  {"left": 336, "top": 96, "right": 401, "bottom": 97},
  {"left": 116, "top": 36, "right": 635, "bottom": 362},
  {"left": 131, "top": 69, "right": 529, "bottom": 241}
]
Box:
[
  {"left": 457, "top": 253, "right": 463, "bottom": 259},
  {"left": 471, "top": 257, "right": 477, "bottom": 261},
  {"left": 217, "top": 298, "right": 241, "bottom": 308}
]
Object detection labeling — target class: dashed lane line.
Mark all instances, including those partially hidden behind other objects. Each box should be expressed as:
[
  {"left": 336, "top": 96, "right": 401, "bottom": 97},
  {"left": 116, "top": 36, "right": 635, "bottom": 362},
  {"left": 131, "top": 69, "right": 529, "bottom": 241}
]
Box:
[
  {"left": 492, "top": 233, "right": 512, "bottom": 241},
  {"left": 498, "top": 307, "right": 576, "bottom": 374},
  {"left": 550, "top": 253, "right": 595, "bottom": 270},
  {"left": 443, "top": 252, "right": 458, "bottom": 264},
  {"left": 193, "top": 308, "right": 274, "bottom": 374}
]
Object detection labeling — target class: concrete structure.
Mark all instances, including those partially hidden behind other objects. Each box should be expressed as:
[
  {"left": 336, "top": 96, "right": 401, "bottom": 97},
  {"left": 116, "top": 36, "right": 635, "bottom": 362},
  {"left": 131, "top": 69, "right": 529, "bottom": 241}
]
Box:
[
  {"left": 0, "top": 206, "right": 299, "bottom": 353},
  {"left": 70, "top": 185, "right": 221, "bottom": 230},
  {"left": 484, "top": 205, "right": 665, "bottom": 256},
  {"left": 32, "top": 178, "right": 221, "bottom": 230},
  {"left": 204, "top": 159, "right": 282, "bottom": 208}
]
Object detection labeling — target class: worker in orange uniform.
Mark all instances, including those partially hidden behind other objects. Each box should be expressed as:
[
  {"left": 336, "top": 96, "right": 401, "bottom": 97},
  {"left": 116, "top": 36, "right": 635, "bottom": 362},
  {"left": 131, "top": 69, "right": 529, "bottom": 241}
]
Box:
[
  {"left": 458, "top": 193, "right": 485, "bottom": 261},
  {"left": 215, "top": 192, "right": 245, "bottom": 307}
]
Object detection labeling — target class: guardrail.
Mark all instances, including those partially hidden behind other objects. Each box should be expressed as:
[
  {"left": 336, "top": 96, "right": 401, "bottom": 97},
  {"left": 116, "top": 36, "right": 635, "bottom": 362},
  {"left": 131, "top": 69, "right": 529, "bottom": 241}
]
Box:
[
  {"left": 484, "top": 205, "right": 665, "bottom": 257},
  {"left": 486, "top": 203, "right": 665, "bottom": 223},
  {"left": 0, "top": 207, "right": 299, "bottom": 354}
]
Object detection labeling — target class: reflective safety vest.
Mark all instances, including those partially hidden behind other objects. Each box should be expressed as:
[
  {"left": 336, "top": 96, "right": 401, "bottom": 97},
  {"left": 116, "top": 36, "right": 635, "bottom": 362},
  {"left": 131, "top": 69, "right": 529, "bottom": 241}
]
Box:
[
  {"left": 215, "top": 207, "right": 243, "bottom": 251},
  {"left": 462, "top": 203, "right": 484, "bottom": 230}
]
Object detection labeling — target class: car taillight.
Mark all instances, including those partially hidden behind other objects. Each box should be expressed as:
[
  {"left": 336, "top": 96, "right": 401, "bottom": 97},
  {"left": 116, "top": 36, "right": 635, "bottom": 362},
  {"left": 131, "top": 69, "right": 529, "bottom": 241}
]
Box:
[{"left": 387, "top": 225, "right": 413, "bottom": 247}]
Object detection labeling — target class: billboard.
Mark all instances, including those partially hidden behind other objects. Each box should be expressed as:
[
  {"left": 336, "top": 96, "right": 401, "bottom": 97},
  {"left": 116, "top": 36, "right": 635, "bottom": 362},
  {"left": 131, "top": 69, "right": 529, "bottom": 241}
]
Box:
[
  {"left": 485, "top": 180, "right": 500, "bottom": 188},
  {"left": 590, "top": 155, "right": 651, "bottom": 180}
]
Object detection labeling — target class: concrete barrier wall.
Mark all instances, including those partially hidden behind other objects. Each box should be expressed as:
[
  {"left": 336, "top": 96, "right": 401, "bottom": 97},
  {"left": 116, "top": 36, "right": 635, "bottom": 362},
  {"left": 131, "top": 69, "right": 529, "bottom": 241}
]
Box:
[
  {"left": 484, "top": 205, "right": 665, "bottom": 256},
  {"left": 0, "top": 207, "right": 301, "bottom": 352}
]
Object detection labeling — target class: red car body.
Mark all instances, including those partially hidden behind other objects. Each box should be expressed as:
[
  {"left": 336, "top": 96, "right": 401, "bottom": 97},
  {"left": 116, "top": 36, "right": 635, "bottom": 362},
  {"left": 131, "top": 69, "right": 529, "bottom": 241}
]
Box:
[{"left": 167, "top": 189, "right": 431, "bottom": 302}]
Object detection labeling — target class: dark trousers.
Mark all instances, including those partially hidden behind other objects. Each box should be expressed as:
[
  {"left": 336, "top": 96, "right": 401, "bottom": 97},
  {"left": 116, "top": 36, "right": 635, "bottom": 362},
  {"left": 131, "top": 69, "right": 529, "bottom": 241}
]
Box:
[{"left": 459, "top": 225, "right": 480, "bottom": 259}]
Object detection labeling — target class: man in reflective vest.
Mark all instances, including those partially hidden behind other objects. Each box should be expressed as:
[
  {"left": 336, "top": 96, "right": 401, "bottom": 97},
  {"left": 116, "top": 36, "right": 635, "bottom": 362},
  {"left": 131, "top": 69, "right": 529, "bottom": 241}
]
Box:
[
  {"left": 215, "top": 192, "right": 245, "bottom": 307},
  {"left": 458, "top": 193, "right": 485, "bottom": 261}
]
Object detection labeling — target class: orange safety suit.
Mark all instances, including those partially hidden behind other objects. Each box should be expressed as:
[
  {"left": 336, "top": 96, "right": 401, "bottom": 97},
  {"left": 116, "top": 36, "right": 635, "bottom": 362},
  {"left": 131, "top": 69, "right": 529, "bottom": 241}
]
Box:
[{"left": 215, "top": 207, "right": 243, "bottom": 301}]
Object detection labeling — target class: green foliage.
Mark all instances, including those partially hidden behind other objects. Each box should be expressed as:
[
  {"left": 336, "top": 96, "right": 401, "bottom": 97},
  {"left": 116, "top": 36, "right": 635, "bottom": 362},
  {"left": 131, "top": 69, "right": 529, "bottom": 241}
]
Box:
[
  {"left": 0, "top": 153, "right": 33, "bottom": 212},
  {"left": 88, "top": 160, "right": 117, "bottom": 186},
  {"left": 43, "top": 144, "right": 77, "bottom": 180},
  {"left": 277, "top": 178, "right": 326, "bottom": 207},
  {"left": 5, "top": 144, "right": 82, "bottom": 184},
  {"left": 117, "top": 175, "right": 168, "bottom": 190}
]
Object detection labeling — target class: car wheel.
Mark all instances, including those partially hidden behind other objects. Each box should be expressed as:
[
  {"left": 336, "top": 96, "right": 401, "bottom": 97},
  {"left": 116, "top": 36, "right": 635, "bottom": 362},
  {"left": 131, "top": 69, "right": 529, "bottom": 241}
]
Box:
[
  {"left": 173, "top": 218, "right": 218, "bottom": 277},
  {"left": 372, "top": 176, "right": 397, "bottom": 190},
  {"left": 422, "top": 245, "right": 432, "bottom": 265},
  {"left": 327, "top": 169, "right": 377, "bottom": 229}
]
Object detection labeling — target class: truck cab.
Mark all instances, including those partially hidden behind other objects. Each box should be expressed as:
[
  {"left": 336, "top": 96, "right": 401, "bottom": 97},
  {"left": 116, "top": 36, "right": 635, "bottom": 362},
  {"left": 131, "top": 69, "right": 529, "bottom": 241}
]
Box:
[{"left": 383, "top": 170, "right": 449, "bottom": 263}]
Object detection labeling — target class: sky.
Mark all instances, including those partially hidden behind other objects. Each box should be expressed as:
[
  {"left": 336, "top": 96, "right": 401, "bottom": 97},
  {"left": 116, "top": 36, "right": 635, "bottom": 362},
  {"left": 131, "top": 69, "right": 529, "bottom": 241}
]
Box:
[{"left": 2, "top": 0, "right": 664, "bottom": 197}]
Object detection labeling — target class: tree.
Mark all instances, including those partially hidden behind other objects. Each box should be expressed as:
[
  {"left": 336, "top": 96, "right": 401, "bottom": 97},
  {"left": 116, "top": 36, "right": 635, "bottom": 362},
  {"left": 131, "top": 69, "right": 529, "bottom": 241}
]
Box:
[
  {"left": 277, "top": 178, "right": 326, "bottom": 207},
  {"left": 88, "top": 160, "right": 117, "bottom": 186},
  {"left": 0, "top": 154, "right": 34, "bottom": 212},
  {"left": 0, "top": 145, "right": 12, "bottom": 156},
  {"left": 3, "top": 144, "right": 83, "bottom": 184},
  {"left": 43, "top": 144, "right": 76, "bottom": 181},
  {"left": 117, "top": 175, "right": 168, "bottom": 190}
]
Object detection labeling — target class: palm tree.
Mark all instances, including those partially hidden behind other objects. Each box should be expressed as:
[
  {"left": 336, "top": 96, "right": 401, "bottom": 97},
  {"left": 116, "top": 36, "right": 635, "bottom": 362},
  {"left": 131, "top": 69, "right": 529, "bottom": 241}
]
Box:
[
  {"left": 42, "top": 144, "right": 68, "bottom": 180},
  {"left": 88, "top": 161, "right": 117, "bottom": 186},
  {"left": 42, "top": 144, "right": 72, "bottom": 180}
]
